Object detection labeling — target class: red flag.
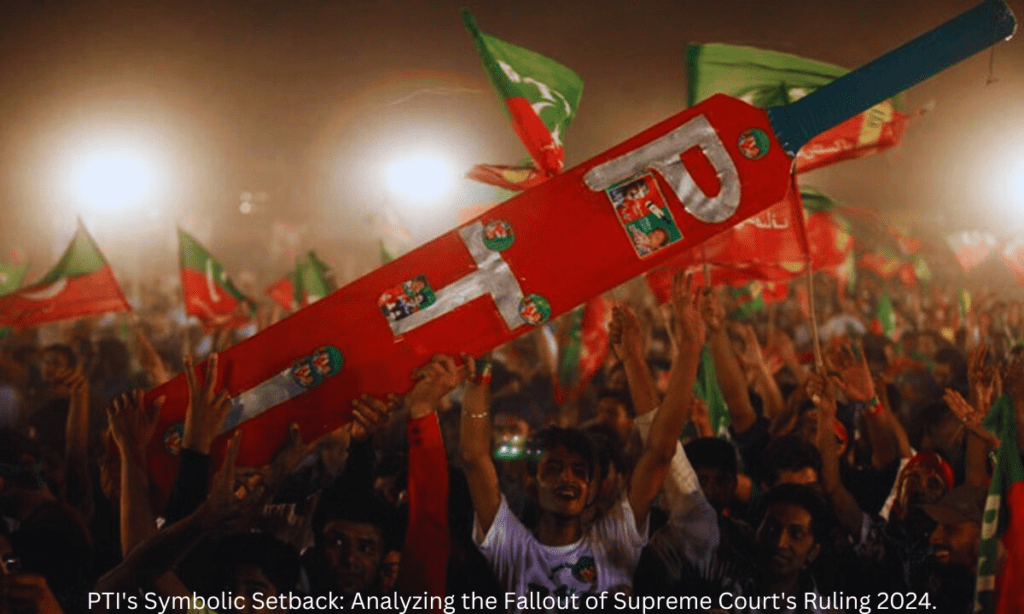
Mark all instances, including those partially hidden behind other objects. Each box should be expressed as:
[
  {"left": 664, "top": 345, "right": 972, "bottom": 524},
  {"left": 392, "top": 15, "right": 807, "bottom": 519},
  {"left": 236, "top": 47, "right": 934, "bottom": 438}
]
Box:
[
  {"left": 467, "top": 163, "right": 549, "bottom": 191},
  {"left": 555, "top": 296, "right": 611, "bottom": 403},
  {"left": 946, "top": 230, "right": 997, "bottom": 273},
  {"left": 1001, "top": 236, "right": 1024, "bottom": 284},
  {"left": 794, "top": 102, "right": 911, "bottom": 173},
  {"left": 179, "top": 230, "right": 255, "bottom": 330},
  {"left": 0, "top": 223, "right": 130, "bottom": 327},
  {"left": 265, "top": 275, "right": 295, "bottom": 312}
]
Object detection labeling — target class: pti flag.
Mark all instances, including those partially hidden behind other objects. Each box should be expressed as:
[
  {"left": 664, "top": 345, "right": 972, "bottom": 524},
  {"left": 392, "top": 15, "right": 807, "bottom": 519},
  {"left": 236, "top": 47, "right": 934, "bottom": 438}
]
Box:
[
  {"left": 686, "top": 43, "right": 910, "bottom": 173},
  {"left": 0, "top": 258, "right": 28, "bottom": 296},
  {"left": 555, "top": 296, "right": 611, "bottom": 403},
  {"left": 265, "top": 274, "right": 295, "bottom": 312},
  {"left": 463, "top": 9, "right": 584, "bottom": 176},
  {"left": 946, "top": 230, "right": 997, "bottom": 273},
  {"left": 142, "top": 1, "right": 1015, "bottom": 498},
  {"left": 467, "top": 163, "right": 549, "bottom": 191},
  {"left": 179, "top": 230, "right": 255, "bottom": 330},
  {"left": 1001, "top": 236, "right": 1024, "bottom": 284},
  {"left": 292, "top": 251, "right": 336, "bottom": 308},
  {"left": 975, "top": 393, "right": 1024, "bottom": 614},
  {"left": 0, "top": 223, "right": 130, "bottom": 327}
]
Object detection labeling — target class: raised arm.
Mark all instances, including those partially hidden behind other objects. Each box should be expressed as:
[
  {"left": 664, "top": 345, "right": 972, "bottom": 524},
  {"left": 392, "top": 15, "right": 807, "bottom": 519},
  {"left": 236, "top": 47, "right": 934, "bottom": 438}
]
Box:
[
  {"left": 396, "top": 355, "right": 461, "bottom": 599},
  {"left": 459, "top": 353, "right": 501, "bottom": 536},
  {"left": 702, "top": 289, "right": 757, "bottom": 434},
  {"left": 106, "top": 390, "right": 164, "bottom": 556},
  {"left": 808, "top": 373, "right": 863, "bottom": 536},
  {"left": 609, "top": 304, "right": 660, "bottom": 417},
  {"left": 629, "top": 275, "right": 704, "bottom": 527}
]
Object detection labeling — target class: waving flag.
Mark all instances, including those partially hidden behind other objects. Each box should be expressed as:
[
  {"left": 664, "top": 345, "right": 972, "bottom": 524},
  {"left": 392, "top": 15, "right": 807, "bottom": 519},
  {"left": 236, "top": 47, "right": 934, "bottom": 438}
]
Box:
[
  {"left": 0, "top": 257, "right": 28, "bottom": 296},
  {"left": 946, "top": 230, "right": 997, "bottom": 273},
  {"left": 265, "top": 274, "right": 295, "bottom": 312},
  {"left": 554, "top": 296, "right": 611, "bottom": 403},
  {"left": 179, "top": 230, "right": 255, "bottom": 330},
  {"left": 1001, "top": 236, "right": 1024, "bottom": 284},
  {"left": 292, "top": 251, "right": 336, "bottom": 307},
  {"left": 462, "top": 9, "right": 584, "bottom": 176},
  {"left": 975, "top": 394, "right": 1024, "bottom": 614},
  {"left": 0, "top": 223, "right": 129, "bottom": 327},
  {"left": 466, "top": 163, "right": 549, "bottom": 191},
  {"left": 686, "top": 43, "right": 910, "bottom": 173}
]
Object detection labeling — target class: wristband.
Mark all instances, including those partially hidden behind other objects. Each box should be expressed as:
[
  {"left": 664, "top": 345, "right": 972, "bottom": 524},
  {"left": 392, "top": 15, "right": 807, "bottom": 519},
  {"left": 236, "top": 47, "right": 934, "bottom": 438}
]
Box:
[
  {"left": 474, "top": 360, "right": 493, "bottom": 386},
  {"left": 863, "top": 396, "right": 883, "bottom": 416}
]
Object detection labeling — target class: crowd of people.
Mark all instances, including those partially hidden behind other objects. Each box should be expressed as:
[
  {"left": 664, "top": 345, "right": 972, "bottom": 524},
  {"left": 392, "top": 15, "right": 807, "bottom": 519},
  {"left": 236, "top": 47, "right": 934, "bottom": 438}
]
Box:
[{"left": 0, "top": 264, "right": 1021, "bottom": 614}]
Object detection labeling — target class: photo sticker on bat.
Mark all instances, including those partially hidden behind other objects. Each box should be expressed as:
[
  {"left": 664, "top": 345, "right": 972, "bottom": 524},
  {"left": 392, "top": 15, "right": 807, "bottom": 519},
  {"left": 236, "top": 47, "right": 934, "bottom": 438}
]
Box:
[
  {"left": 606, "top": 173, "right": 682, "bottom": 258},
  {"left": 378, "top": 275, "right": 437, "bottom": 323},
  {"left": 483, "top": 220, "right": 515, "bottom": 251}
]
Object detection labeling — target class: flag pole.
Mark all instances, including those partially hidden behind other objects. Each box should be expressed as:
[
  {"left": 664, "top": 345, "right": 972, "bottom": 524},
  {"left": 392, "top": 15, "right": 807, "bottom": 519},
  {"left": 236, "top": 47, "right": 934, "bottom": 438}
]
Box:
[{"left": 788, "top": 172, "right": 824, "bottom": 371}]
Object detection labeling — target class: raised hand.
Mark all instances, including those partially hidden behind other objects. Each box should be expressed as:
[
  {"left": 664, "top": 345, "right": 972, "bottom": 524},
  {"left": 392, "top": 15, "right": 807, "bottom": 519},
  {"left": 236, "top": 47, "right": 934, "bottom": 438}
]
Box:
[
  {"left": 698, "top": 282, "right": 725, "bottom": 335},
  {"left": 196, "top": 431, "right": 253, "bottom": 530},
  {"left": 106, "top": 390, "right": 165, "bottom": 457},
  {"left": 609, "top": 304, "right": 644, "bottom": 361},
  {"left": 968, "top": 345, "right": 998, "bottom": 409},
  {"left": 405, "top": 354, "right": 465, "bottom": 419},
  {"left": 825, "top": 339, "right": 875, "bottom": 403},
  {"left": 673, "top": 273, "right": 706, "bottom": 354},
  {"left": 805, "top": 371, "right": 838, "bottom": 417},
  {"left": 349, "top": 393, "right": 399, "bottom": 441},
  {"left": 944, "top": 388, "right": 1000, "bottom": 449},
  {"left": 690, "top": 397, "right": 714, "bottom": 438},
  {"left": 183, "top": 353, "right": 233, "bottom": 454}
]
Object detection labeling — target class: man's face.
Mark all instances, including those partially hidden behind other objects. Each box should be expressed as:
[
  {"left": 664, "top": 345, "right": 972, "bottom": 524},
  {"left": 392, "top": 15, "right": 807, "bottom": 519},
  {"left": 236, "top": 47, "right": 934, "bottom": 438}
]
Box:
[
  {"left": 898, "top": 464, "right": 947, "bottom": 515},
  {"left": 695, "top": 466, "right": 736, "bottom": 514},
  {"left": 533, "top": 445, "right": 592, "bottom": 519},
  {"left": 319, "top": 520, "right": 384, "bottom": 596},
  {"left": 756, "top": 502, "right": 820, "bottom": 578},
  {"left": 930, "top": 520, "right": 981, "bottom": 570}
]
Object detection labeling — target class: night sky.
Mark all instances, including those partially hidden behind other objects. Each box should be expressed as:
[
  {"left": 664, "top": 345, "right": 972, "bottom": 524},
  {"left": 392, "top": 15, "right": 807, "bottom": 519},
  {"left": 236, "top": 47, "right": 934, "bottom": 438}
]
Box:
[{"left": 1, "top": 0, "right": 1021, "bottom": 281}]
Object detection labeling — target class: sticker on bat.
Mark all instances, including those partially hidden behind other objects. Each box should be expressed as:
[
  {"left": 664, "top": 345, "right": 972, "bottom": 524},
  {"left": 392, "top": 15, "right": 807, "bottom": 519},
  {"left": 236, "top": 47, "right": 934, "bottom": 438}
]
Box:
[
  {"left": 289, "top": 345, "right": 345, "bottom": 389},
  {"left": 738, "top": 128, "right": 771, "bottom": 160},
  {"left": 378, "top": 275, "right": 437, "bottom": 323},
  {"left": 605, "top": 173, "right": 683, "bottom": 258},
  {"left": 483, "top": 220, "right": 515, "bottom": 251},
  {"left": 519, "top": 294, "right": 551, "bottom": 325}
]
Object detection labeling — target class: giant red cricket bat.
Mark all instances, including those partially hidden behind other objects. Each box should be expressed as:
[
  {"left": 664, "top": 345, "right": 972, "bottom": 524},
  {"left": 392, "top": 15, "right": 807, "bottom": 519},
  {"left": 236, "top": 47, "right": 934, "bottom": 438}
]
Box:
[{"left": 145, "top": 1, "right": 1015, "bottom": 497}]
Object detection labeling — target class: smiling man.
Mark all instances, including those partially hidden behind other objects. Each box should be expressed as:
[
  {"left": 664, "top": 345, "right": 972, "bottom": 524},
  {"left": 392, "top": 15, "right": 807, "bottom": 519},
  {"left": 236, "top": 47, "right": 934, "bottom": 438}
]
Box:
[
  {"left": 459, "top": 277, "right": 706, "bottom": 611},
  {"left": 918, "top": 484, "right": 986, "bottom": 614}
]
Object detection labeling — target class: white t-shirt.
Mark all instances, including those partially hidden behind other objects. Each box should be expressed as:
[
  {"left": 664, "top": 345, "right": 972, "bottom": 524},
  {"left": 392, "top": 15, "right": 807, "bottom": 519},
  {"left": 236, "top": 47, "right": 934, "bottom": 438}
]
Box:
[{"left": 474, "top": 495, "right": 646, "bottom": 610}]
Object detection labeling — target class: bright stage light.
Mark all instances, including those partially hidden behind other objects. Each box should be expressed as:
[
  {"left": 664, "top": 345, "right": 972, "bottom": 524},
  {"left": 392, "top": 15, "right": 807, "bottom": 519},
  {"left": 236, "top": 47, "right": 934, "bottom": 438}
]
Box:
[
  {"left": 383, "top": 152, "right": 459, "bottom": 208},
  {"left": 69, "top": 149, "right": 160, "bottom": 214}
]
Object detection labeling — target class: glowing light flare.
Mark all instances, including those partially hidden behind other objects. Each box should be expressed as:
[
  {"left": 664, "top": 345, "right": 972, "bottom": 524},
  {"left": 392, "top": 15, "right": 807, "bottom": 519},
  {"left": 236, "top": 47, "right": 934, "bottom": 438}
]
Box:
[
  {"left": 383, "top": 152, "right": 460, "bottom": 209},
  {"left": 68, "top": 149, "right": 161, "bottom": 214}
]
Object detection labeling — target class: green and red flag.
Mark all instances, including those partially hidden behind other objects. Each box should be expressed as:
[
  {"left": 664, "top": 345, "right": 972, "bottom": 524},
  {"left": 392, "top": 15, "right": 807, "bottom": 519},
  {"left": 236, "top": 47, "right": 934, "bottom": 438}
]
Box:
[
  {"left": 1001, "top": 236, "right": 1024, "bottom": 284},
  {"left": 0, "top": 223, "right": 130, "bottom": 327},
  {"left": 975, "top": 394, "right": 1024, "bottom": 614},
  {"left": 0, "top": 256, "right": 29, "bottom": 296},
  {"left": 466, "top": 163, "right": 549, "bottom": 192},
  {"left": 265, "top": 274, "right": 296, "bottom": 312},
  {"left": 946, "top": 230, "right": 997, "bottom": 273},
  {"left": 686, "top": 43, "right": 910, "bottom": 173},
  {"left": 870, "top": 287, "right": 897, "bottom": 339},
  {"left": 462, "top": 9, "right": 584, "bottom": 176},
  {"left": 695, "top": 346, "right": 731, "bottom": 438},
  {"left": 859, "top": 248, "right": 907, "bottom": 280},
  {"left": 554, "top": 296, "right": 611, "bottom": 403},
  {"left": 292, "top": 251, "right": 335, "bottom": 308},
  {"left": 179, "top": 230, "right": 254, "bottom": 330}
]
